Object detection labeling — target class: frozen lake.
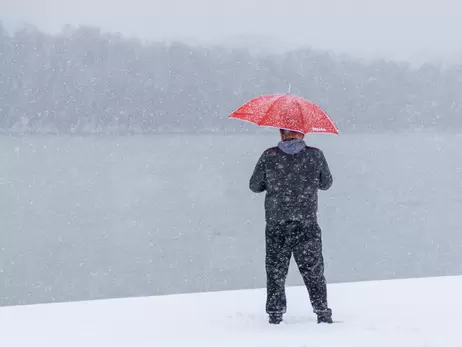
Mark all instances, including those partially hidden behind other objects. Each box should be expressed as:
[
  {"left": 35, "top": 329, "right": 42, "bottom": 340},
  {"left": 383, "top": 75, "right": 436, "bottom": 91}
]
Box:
[{"left": 1, "top": 133, "right": 461, "bottom": 306}]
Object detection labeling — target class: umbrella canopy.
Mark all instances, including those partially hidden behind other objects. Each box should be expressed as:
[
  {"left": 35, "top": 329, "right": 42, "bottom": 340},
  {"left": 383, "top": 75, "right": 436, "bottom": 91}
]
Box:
[{"left": 228, "top": 94, "right": 339, "bottom": 135}]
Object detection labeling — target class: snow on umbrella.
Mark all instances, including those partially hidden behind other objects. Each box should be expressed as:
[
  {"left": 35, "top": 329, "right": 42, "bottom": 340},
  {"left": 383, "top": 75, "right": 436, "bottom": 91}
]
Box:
[{"left": 228, "top": 94, "right": 339, "bottom": 135}]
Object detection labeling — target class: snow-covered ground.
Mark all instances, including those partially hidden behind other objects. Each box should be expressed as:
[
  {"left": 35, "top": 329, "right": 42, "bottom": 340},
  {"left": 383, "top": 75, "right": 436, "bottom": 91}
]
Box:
[{"left": 1, "top": 275, "right": 461, "bottom": 346}]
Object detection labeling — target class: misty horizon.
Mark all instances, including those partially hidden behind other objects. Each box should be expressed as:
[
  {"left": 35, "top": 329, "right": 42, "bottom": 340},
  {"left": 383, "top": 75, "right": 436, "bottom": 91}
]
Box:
[
  {"left": 1, "top": 22, "right": 461, "bottom": 135},
  {"left": 2, "top": 0, "right": 462, "bottom": 65}
]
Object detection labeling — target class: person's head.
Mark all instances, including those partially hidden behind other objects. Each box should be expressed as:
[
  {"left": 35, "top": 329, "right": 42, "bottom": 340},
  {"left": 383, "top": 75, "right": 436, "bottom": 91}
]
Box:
[{"left": 279, "top": 129, "right": 305, "bottom": 141}]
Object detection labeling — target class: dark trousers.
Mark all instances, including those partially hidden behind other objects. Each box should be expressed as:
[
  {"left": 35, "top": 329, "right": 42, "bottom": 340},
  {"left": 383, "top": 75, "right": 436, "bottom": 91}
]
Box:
[{"left": 265, "top": 219, "right": 329, "bottom": 315}]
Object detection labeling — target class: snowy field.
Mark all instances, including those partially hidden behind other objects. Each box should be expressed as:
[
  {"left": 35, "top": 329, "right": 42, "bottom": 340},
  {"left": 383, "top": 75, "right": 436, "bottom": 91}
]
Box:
[
  {"left": 1, "top": 275, "right": 461, "bottom": 346},
  {"left": 1, "top": 133, "right": 462, "bottom": 306}
]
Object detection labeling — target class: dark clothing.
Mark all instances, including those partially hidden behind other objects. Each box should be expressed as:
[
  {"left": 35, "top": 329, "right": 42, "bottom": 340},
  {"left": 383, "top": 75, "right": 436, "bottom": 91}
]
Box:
[
  {"left": 265, "top": 220, "right": 328, "bottom": 314},
  {"left": 249, "top": 140, "right": 333, "bottom": 316},
  {"left": 249, "top": 142, "right": 333, "bottom": 223}
]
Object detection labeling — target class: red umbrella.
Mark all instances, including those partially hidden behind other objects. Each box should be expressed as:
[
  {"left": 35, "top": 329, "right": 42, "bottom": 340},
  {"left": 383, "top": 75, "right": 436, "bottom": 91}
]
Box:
[{"left": 228, "top": 94, "right": 339, "bottom": 135}]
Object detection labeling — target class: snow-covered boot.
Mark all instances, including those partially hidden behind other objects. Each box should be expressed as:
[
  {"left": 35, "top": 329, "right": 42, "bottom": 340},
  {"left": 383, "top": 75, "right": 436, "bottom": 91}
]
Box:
[
  {"left": 316, "top": 309, "right": 333, "bottom": 324},
  {"left": 269, "top": 313, "right": 283, "bottom": 324}
]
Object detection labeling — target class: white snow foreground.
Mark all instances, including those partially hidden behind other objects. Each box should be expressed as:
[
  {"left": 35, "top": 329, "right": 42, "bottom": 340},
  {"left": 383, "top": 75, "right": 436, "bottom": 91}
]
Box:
[{"left": 1, "top": 276, "right": 462, "bottom": 347}]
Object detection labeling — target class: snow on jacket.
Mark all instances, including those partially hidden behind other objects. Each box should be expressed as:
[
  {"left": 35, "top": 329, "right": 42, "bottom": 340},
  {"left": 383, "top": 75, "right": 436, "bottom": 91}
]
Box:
[{"left": 249, "top": 139, "right": 333, "bottom": 223}]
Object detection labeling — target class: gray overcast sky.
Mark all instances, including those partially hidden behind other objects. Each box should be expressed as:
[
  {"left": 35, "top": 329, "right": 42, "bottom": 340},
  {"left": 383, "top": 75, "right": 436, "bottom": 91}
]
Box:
[{"left": 2, "top": 0, "right": 462, "bottom": 63}]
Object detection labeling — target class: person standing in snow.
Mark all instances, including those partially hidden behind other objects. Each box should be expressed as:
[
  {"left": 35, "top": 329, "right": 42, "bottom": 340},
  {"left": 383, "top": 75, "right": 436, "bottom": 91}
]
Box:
[{"left": 249, "top": 129, "right": 334, "bottom": 325}]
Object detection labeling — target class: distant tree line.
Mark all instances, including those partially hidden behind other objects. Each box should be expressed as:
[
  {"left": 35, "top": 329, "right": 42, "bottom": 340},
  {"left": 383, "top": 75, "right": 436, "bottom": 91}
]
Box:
[{"left": 0, "top": 22, "right": 461, "bottom": 134}]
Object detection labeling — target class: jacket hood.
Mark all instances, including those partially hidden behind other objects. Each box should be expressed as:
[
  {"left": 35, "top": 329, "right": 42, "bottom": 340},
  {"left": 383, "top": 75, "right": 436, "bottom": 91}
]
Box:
[{"left": 278, "top": 139, "right": 306, "bottom": 155}]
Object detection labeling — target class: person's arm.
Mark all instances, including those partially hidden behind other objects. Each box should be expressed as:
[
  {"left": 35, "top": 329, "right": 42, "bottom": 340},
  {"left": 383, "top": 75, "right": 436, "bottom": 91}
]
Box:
[
  {"left": 249, "top": 152, "right": 267, "bottom": 193},
  {"left": 318, "top": 150, "right": 333, "bottom": 190}
]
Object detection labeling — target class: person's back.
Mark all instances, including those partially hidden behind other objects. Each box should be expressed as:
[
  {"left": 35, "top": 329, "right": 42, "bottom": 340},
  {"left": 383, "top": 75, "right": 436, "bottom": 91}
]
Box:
[{"left": 249, "top": 137, "right": 333, "bottom": 223}]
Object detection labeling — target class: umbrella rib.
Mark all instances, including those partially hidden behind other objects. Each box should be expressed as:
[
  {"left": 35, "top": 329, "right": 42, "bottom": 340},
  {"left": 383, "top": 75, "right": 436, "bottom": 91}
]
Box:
[
  {"left": 322, "top": 108, "right": 339, "bottom": 133},
  {"left": 294, "top": 99, "right": 306, "bottom": 133},
  {"left": 258, "top": 94, "right": 287, "bottom": 126}
]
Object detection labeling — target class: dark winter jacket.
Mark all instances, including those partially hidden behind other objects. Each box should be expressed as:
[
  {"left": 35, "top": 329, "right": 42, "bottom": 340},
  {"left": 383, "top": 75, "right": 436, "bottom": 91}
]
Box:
[{"left": 249, "top": 139, "right": 333, "bottom": 223}]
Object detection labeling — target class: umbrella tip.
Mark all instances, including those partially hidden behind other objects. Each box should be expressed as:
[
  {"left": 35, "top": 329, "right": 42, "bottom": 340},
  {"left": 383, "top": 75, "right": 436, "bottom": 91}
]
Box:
[{"left": 287, "top": 83, "right": 292, "bottom": 94}]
